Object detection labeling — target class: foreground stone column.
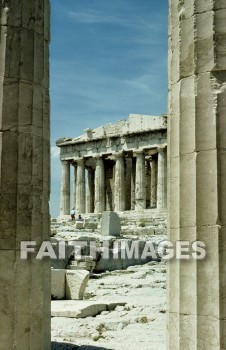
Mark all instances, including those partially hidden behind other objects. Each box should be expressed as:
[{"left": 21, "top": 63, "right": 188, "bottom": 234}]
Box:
[
  {"left": 157, "top": 147, "right": 167, "bottom": 210},
  {"left": 168, "top": 1, "right": 226, "bottom": 349},
  {"left": 150, "top": 156, "right": 157, "bottom": 208},
  {"left": 94, "top": 156, "right": 105, "bottom": 213},
  {"left": 76, "top": 159, "right": 85, "bottom": 214},
  {"left": 86, "top": 168, "right": 94, "bottom": 213},
  {"left": 114, "top": 153, "right": 125, "bottom": 211},
  {"left": 135, "top": 151, "right": 146, "bottom": 210},
  {"left": 60, "top": 160, "right": 70, "bottom": 215},
  {"left": 0, "top": 1, "right": 51, "bottom": 348}
]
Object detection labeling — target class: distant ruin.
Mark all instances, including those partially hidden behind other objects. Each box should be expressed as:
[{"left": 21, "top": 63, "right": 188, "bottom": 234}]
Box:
[{"left": 56, "top": 114, "right": 167, "bottom": 215}]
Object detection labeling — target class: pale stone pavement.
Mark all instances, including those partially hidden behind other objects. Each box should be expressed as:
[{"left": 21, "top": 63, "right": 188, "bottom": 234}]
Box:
[{"left": 51, "top": 261, "right": 166, "bottom": 350}]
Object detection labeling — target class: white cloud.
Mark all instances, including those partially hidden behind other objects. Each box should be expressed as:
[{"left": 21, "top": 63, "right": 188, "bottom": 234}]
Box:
[
  {"left": 68, "top": 9, "right": 116, "bottom": 24},
  {"left": 51, "top": 146, "right": 60, "bottom": 159}
]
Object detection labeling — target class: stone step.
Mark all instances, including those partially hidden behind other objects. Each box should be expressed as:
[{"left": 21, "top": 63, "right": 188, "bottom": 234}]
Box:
[{"left": 51, "top": 300, "right": 126, "bottom": 318}]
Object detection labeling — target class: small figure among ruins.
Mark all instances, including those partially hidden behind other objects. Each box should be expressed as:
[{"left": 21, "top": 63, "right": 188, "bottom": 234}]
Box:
[
  {"left": 77, "top": 214, "right": 83, "bottom": 221},
  {"left": 70, "top": 208, "right": 75, "bottom": 221}
]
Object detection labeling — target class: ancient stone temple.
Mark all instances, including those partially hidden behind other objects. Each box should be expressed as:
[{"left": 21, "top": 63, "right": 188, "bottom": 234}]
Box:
[
  {"left": 56, "top": 114, "right": 167, "bottom": 215},
  {"left": 0, "top": 1, "right": 51, "bottom": 349}
]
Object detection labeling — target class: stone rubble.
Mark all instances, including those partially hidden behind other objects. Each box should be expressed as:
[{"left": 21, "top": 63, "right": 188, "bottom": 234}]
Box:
[{"left": 51, "top": 261, "right": 166, "bottom": 350}]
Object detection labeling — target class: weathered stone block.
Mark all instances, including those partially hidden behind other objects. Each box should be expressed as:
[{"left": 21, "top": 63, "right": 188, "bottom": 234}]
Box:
[
  {"left": 75, "top": 220, "right": 84, "bottom": 229},
  {"left": 83, "top": 220, "right": 98, "bottom": 230},
  {"left": 51, "top": 269, "right": 65, "bottom": 300},
  {"left": 180, "top": 17, "right": 195, "bottom": 78},
  {"left": 180, "top": 153, "right": 196, "bottom": 228},
  {"left": 65, "top": 270, "right": 89, "bottom": 300},
  {"left": 101, "top": 211, "right": 121, "bottom": 237},
  {"left": 195, "top": 12, "right": 215, "bottom": 73}
]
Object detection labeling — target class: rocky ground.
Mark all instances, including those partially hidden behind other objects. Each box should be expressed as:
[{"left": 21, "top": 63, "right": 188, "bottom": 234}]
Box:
[{"left": 51, "top": 260, "right": 166, "bottom": 350}]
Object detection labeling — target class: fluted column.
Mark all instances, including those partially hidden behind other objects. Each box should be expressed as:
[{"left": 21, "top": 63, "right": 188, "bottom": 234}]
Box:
[
  {"left": 0, "top": 1, "right": 51, "bottom": 348},
  {"left": 60, "top": 160, "right": 70, "bottom": 215},
  {"left": 145, "top": 158, "right": 151, "bottom": 209},
  {"left": 157, "top": 147, "right": 167, "bottom": 210},
  {"left": 131, "top": 158, "right": 136, "bottom": 210},
  {"left": 168, "top": 1, "right": 226, "bottom": 349},
  {"left": 135, "top": 151, "right": 146, "bottom": 210},
  {"left": 72, "top": 163, "right": 77, "bottom": 208},
  {"left": 76, "top": 159, "right": 85, "bottom": 214},
  {"left": 114, "top": 153, "right": 125, "bottom": 211},
  {"left": 94, "top": 156, "right": 105, "bottom": 213},
  {"left": 86, "top": 168, "right": 95, "bottom": 213},
  {"left": 125, "top": 158, "right": 132, "bottom": 210},
  {"left": 150, "top": 156, "right": 157, "bottom": 208}
]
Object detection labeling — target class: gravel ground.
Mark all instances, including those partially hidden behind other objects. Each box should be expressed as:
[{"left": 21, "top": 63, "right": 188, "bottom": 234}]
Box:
[{"left": 51, "top": 261, "right": 166, "bottom": 350}]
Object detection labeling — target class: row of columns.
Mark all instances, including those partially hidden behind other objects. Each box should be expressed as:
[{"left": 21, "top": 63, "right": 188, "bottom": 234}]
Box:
[{"left": 60, "top": 148, "right": 167, "bottom": 215}]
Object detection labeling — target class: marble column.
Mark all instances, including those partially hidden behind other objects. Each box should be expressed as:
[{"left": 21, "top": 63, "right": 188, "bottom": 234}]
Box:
[
  {"left": 60, "top": 160, "right": 70, "bottom": 215},
  {"left": 131, "top": 158, "right": 136, "bottom": 210},
  {"left": 114, "top": 153, "right": 125, "bottom": 211},
  {"left": 145, "top": 158, "right": 151, "bottom": 209},
  {"left": 135, "top": 151, "right": 146, "bottom": 210},
  {"left": 0, "top": 1, "right": 51, "bottom": 348},
  {"left": 94, "top": 156, "right": 105, "bottom": 213},
  {"left": 75, "top": 159, "right": 85, "bottom": 214},
  {"left": 86, "top": 168, "right": 95, "bottom": 213},
  {"left": 150, "top": 156, "right": 157, "bottom": 208},
  {"left": 157, "top": 147, "right": 167, "bottom": 210},
  {"left": 125, "top": 158, "right": 132, "bottom": 210},
  {"left": 72, "top": 163, "right": 77, "bottom": 208},
  {"left": 168, "top": 0, "right": 226, "bottom": 349}
]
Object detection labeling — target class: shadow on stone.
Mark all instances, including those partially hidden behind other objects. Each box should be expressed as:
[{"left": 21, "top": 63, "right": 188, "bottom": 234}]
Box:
[{"left": 51, "top": 342, "right": 113, "bottom": 350}]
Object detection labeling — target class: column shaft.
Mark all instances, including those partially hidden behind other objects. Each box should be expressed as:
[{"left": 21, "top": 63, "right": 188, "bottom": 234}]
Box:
[
  {"left": 0, "top": 1, "right": 51, "bottom": 348},
  {"left": 151, "top": 156, "right": 157, "bottom": 208},
  {"left": 60, "top": 161, "right": 70, "bottom": 215},
  {"left": 131, "top": 158, "right": 136, "bottom": 210},
  {"left": 72, "top": 163, "right": 77, "bottom": 208},
  {"left": 86, "top": 168, "right": 95, "bottom": 213},
  {"left": 135, "top": 151, "right": 146, "bottom": 210},
  {"left": 168, "top": 0, "right": 226, "bottom": 349},
  {"left": 157, "top": 148, "right": 167, "bottom": 210},
  {"left": 125, "top": 158, "right": 132, "bottom": 210},
  {"left": 76, "top": 159, "right": 85, "bottom": 214},
  {"left": 94, "top": 156, "right": 105, "bottom": 213},
  {"left": 145, "top": 159, "right": 151, "bottom": 208},
  {"left": 114, "top": 153, "right": 125, "bottom": 211}
]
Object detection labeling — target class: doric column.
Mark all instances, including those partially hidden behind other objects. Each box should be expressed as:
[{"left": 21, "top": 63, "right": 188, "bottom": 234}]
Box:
[
  {"left": 0, "top": 1, "right": 51, "bottom": 348},
  {"left": 76, "top": 158, "right": 85, "bottom": 214},
  {"left": 168, "top": 1, "right": 226, "bottom": 349},
  {"left": 150, "top": 156, "right": 157, "bottom": 208},
  {"left": 60, "top": 160, "right": 70, "bottom": 215},
  {"left": 135, "top": 150, "right": 146, "bottom": 210},
  {"left": 145, "top": 158, "right": 151, "bottom": 209},
  {"left": 125, "top": 157, "right": 132, "bottom": 210},
  {"left": 72, "top": 163, "right": 77, "bottom": 208},
  {"left": 114, "top": 152, "right": 125, "bottom": 211},
  {"left": 94, "top": 156, "right": 105, "bottom": 213},
  {"left": 157, "top": 147, "right": 167, "bottom": 210},
  {"left": 86, "top": 168, "right": 95, "bottom": 213},
  {"left": 131, "top": 158, "right": 136, "bottom": 210}
]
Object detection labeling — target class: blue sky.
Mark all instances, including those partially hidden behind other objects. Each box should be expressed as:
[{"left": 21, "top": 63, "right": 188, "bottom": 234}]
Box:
[{"left": 50, "top": 0, "right": 168, "bottom": 217}]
